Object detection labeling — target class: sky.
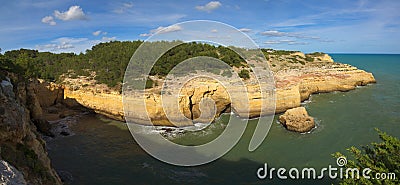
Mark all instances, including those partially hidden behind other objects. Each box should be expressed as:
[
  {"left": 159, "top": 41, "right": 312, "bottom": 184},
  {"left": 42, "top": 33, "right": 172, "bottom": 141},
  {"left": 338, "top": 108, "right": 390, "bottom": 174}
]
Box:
[{"left": 0, "top": 0, "right": 399, "bottom": 54}]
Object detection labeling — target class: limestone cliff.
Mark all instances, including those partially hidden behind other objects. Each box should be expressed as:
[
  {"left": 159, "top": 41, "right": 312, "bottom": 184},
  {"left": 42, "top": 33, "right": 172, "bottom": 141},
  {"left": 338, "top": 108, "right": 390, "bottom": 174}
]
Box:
[
  {"left": 0, "top": 76, "right": 62, "bottom": 184},
  {"left": 62, "top": 56, "right": 375, "bottom": 126},
  {"left": 26, "top": 79, "right": 64, "bottom": 120},
  {"left": 64, "top": 88, "right": 124, "bottom": 121},
  {"left": 274, "top": 62, "right": 376, "bottom": 112}
]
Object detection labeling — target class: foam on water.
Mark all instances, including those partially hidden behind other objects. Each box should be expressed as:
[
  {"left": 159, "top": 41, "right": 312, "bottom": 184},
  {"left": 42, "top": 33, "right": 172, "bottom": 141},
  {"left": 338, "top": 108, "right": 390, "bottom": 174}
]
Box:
[{"left": 46, "top": 54, "right": 400, "bottom": 185}]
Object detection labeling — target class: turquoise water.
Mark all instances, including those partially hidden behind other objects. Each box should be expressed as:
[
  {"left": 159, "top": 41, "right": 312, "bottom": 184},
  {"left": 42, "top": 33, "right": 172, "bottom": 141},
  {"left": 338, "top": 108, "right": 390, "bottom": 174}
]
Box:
[{"left": 47, "top": 54, "right": 400, "bottom": 184}]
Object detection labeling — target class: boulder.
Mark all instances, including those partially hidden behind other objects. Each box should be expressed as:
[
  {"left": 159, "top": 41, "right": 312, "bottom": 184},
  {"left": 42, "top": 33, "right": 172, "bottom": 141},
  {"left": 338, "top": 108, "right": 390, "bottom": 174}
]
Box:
[
  {"left": 0, "top": 160, "right": 27, "bottom": 185},
  {"left": 279, "top": 107, "right": 315, "bottom": 132}
]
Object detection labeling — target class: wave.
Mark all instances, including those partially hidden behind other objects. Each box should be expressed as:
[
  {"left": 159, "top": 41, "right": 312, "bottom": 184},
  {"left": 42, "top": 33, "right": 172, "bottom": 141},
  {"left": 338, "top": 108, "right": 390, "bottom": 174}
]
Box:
[{"left": 129, "top": 121, "right": 221, "bottom": 139}]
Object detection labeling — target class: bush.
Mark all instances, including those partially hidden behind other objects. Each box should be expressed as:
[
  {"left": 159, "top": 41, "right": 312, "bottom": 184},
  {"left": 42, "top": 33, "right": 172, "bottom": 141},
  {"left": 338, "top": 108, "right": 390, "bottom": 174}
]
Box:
[
  {"left": 145, "top": 78, "right": 154, "bottom": 89},
  {"left": 333, "top": 129, "right": 400, "bottom": 185},
  {"left": 308, "top": 52, "right": 325, "bottom": 56},
  {"left": 305, "top": 56, "right": 314, "bottom": 62},
  {"left": 238, "top": 69, "right": 250, "bottom": 79}
]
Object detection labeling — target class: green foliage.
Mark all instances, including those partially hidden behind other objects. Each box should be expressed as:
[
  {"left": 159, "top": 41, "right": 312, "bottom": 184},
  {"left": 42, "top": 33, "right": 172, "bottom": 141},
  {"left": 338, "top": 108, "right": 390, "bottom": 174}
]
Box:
[
  {"left": 2, "top": 41, "right": 248, "bottom": 88},
  {"left": 308, "top": 52, "right": 325, "bottom": 56},
  {"left": 333, "top": 129, "right": 400, "bottom": 185},
  {"left": 145, "top": 78, "right": 154, "bottom": 89},
  {"left": 238, "top": 69, "right": 250, "bottom": 79},
  {"left": 1, "top": 143, "right": 57, "bottom": 183},
  {"left": 305, "top": 56, "right": 314, "bottom": 62},
  {"left": 4, "top": 49, "right": 77, "bottom": 81},
  {"left": 2, "top": 41, "right": 142, "bottom": 86},
  {"left": 86, "top": 41, "right": 142, "bottom": 86},
  {"left": 0, "top": 54, "right": 24, "bottom": 76},
  {"left": 261, "top": 49, "right": 299, "bottom": 56},
  {"left": 149, "top": 42, "right": 246, "bottom": 76},
  {"left": 217, "top": 45, "right": 245, "bottom": 67}
]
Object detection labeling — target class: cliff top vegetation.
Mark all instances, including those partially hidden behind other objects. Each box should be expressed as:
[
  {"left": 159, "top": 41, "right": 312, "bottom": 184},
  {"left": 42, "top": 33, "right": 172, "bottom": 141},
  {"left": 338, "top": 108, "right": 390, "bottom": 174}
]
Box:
[{"left": 0, "top": 41, "right": 328, "bottom": 88}]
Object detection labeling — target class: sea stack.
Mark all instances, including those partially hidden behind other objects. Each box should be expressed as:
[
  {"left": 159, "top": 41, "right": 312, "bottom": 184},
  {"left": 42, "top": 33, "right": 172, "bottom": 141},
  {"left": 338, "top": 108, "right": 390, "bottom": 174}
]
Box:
[{"left": 279, "top": 107, "right": 315, "bottom": 133}]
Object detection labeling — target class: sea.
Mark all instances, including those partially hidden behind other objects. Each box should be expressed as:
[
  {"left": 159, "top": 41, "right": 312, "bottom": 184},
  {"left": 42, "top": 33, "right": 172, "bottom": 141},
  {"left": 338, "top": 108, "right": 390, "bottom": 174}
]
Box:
[{"left": 47, "top": 54, "right": 400, "bottom": 185}]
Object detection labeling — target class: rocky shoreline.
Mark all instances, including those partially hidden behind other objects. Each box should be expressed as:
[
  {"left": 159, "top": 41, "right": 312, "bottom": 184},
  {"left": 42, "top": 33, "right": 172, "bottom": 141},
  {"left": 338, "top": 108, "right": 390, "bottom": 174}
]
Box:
[
  {"left": 0, "top": 76, "right": 63, "bottom": 184},
  {"left": 17, "top": 53, "right": 375, "bottom": 132},
  {"left": 0, "top": 76, "right": 92, "bottom": 184},
  {"left": 62, "top": 56, "right": 376, "bottom": 127},
  {"left": 0, "top": 52, "right": 376, "bottom": 184}
]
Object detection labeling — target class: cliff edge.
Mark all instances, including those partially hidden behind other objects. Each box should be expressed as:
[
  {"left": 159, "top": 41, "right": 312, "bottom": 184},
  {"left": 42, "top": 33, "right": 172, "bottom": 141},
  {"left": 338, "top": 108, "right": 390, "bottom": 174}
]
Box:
[
  {"left": 62, "top": 53, "right": 376, "bottom": 126},
  {"left": 0, "top": 75, "right": 62, "bottom": 185}
]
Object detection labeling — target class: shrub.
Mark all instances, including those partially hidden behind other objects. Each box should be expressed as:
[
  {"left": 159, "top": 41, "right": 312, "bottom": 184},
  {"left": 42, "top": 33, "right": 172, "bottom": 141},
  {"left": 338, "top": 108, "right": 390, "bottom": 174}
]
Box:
[
  {"left": 145, "top": 78, "right": 154, "bottom": 89},
  {"left": 238, "top": 69, "right": 250, "bottom": 79},
  {"left": 333, "top": 129, "right": 400, "bottom": 185},
  {"left": 305, "top": 56, "right": 314, "bottom": 62}
]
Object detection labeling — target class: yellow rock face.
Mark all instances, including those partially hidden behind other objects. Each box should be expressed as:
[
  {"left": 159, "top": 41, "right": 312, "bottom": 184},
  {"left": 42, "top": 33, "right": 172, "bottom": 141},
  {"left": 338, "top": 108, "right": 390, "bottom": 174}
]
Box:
[
  {"left": 64, "top": 88, "right": 124, "bottom": 120},
  {"left": 279, "top": 107, "right": 315, "bottom": 133},
  {"left": 315, "top": 53, "right": 334, "bottom": 62},
  {"left": 62, "top": 61, "right": 375, "bottom": 126}
]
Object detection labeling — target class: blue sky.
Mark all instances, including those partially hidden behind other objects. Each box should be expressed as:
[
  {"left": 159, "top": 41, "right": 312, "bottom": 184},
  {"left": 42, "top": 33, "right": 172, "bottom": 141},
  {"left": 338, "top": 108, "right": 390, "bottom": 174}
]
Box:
[{"left": 0, "top": 0, "right": 399, "bottom": 53}]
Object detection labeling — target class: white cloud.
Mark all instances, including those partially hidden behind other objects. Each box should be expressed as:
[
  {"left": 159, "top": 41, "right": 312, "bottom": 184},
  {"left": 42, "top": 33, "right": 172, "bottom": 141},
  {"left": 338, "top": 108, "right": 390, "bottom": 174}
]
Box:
[
  {"left": 139, "top": 33, "right": 152, "bottom": 37},
  {"left": 102, "top": 36, "right": 116, "bottom": 42},
  {"left": 36, "top": 43, "right": 74, "bottom": 50},
  {"left": 260, "top": 30, "right": 320, "bottom": 40},
  {"left": 54, "top": 6, "right": 87, "bottom": 21},
  {"left": 260, "top": 30, "right": 287, "bottom": 37},
  {"left": 264, "top": 39, "right": 308, "bottom": 45},
  {"left": 264, "top": 40, "right": 281, "bottom": 45},
  {"left": 211, "top": 29, "right": 218, "bottom": 33},
  {"left": 57, "top": 37, "right": 88, "bottom": 43},
  {"left": 113, "top": 2, "right": 134, "bottom": 14},
  {"left": 35, "top": 36, "right": 118, "bottom": 53},
  {"left": 93, "top": 30, "right": 102, "bottom": 36},
  {"left": 140, "top": 25, "right": 182, "bottom": 37},
  {"left": 288, "top": 41, "right": 308, "bottom": 45},
  {"left": 123, "top": 2, "right": 134, "bottom": 8},
  {"left": 92, "top": 30, "right": 107, "bottom": 36},
  {"left": 196, "top": 1, "right": 222, "bottom": 12},
  {"left": 41, "top": 16, "right": 56, "bottom": 26},
  {"left": 35, "top": 37, "right": 88, "bottom": 51},
  {"left": 264, "top": 40, "right": 293, "bottom": 45},
  {"left": 239, "top": 28, "right": 251, "bottom": 32},
  {"left": 154, "top": 25, "right": 182, "bottom": 34}
]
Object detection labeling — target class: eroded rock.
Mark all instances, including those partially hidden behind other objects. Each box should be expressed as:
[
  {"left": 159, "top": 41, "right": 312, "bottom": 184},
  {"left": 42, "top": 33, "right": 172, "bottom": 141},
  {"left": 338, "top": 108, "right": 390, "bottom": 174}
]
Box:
[
  {"left": 0, "top": 77, "right": 62, "bottom": 184},
  {"left": 63, "top": 56, "right": 376, "bottom": 127},
  {"left": 279, "top": 107, "right": 315, "bottom": 133}
]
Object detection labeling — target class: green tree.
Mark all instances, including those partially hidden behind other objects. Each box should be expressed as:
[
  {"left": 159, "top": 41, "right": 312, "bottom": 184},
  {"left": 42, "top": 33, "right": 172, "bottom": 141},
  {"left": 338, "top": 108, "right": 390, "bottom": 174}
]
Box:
[
  {"left": 333, "top": 129, "right": 399, "bottom": 185},
  {"left": 2, "top": 41, "right": 249, "bottom": 88}
]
